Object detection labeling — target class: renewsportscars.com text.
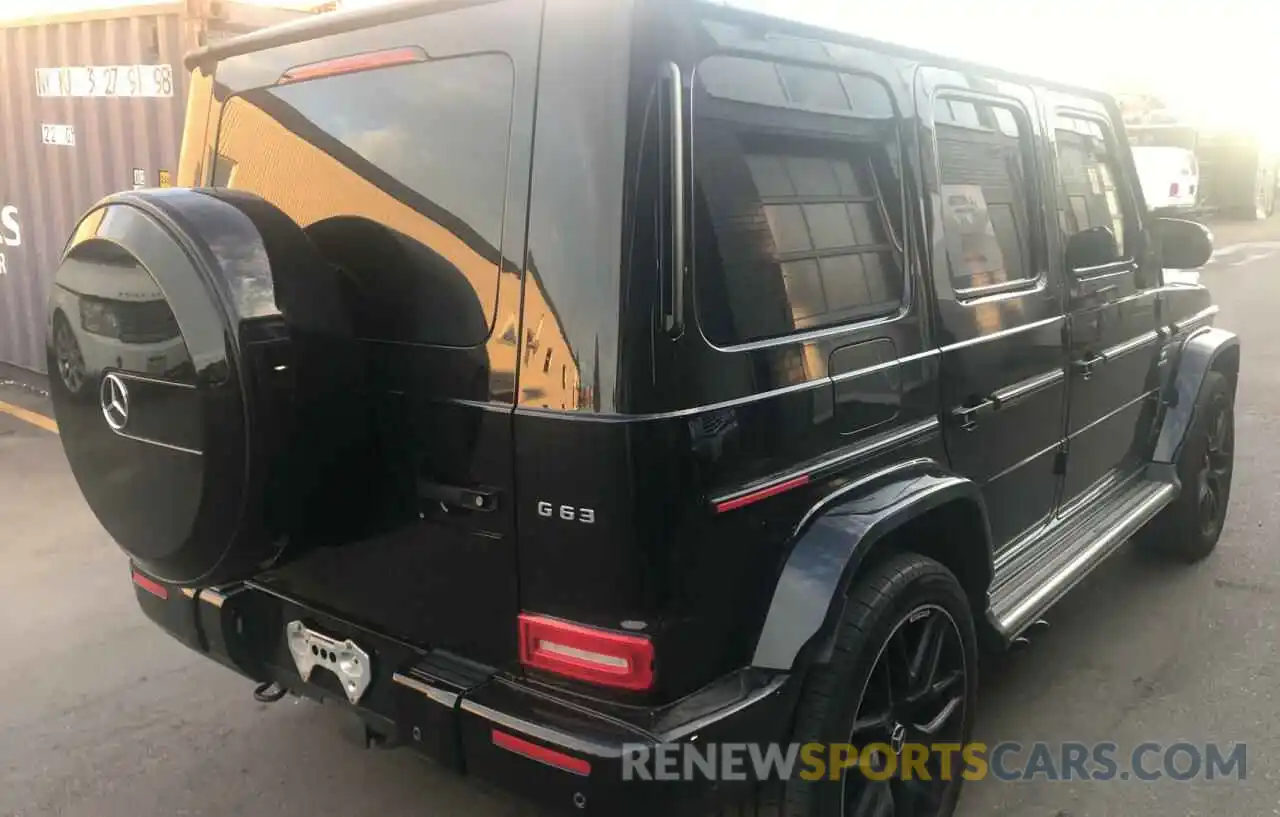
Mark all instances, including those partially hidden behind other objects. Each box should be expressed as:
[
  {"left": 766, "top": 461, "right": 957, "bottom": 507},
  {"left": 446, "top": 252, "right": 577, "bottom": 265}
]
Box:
[{"left": 620, "top": 742, "right": 1246, "bottom": 783}]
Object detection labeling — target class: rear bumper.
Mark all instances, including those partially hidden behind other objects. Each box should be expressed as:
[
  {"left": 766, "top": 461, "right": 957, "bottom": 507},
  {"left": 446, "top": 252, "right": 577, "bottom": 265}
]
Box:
[
  {"left": 1149, "top": 197, "right": 1199, "bottom": 214},
  {"left": 133, "top": 573, "right": 796, "bottom": 816}
]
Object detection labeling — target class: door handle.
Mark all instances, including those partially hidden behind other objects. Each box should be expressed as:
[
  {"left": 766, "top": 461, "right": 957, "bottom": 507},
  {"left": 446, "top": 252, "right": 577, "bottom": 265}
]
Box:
[
  {"left": 951, "top": 399, "right": 995, "bottom": 432},
  {"left": 1072, "top": 354, "right": 1103, "bottom": 381},
  {"left": 417, "top": 480, "right": 499, "bottom": 513}
]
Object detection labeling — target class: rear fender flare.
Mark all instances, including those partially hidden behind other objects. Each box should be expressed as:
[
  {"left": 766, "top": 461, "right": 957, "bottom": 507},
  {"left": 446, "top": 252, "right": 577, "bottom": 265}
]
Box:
[
  {"left": 1154, "top": 327, "right": 1240, "bottom": 465},
  {"left": 750, "top": 459, "right": 992, "bottom": 672}
]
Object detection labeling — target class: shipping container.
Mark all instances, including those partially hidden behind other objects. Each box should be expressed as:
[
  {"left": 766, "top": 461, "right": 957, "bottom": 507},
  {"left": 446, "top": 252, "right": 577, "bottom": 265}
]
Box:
[{"left": 0, "top": 0, "right": 318, "bottom": 374}]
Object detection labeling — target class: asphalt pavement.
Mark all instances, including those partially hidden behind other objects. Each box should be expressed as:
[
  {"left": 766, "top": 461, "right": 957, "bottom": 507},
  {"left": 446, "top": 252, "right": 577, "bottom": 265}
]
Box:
[{"left": 3, "top": 219, "right": 1280, "bottom": 817}]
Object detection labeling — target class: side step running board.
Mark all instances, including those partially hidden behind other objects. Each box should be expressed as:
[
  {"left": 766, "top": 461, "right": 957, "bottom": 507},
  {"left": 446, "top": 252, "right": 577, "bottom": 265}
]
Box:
[{"left": 989, "top": 477, "right": 1177, "bottom": 639}]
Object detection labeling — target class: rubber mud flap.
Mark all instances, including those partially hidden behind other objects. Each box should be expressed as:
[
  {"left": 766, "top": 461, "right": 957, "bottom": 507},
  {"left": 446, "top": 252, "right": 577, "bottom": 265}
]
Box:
[{"left": 47, "top": 188, "right": 376, "bottom": 586}]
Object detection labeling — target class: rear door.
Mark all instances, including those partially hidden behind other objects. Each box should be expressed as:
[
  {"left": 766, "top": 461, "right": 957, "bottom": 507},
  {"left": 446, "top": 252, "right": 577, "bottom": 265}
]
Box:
[
  {"left": 920, "top": 66, "right": 1068, "bottom": 553},
  {"left": 1047, "top": 94, "right": 1164, "bottom": 507},
  {"left": 198, "top": 0, "right": 543, "bottom": 666}
]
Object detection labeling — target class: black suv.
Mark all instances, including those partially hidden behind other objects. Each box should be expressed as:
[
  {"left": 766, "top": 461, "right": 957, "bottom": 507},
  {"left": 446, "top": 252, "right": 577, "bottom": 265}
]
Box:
[{"left": 46, "top": 1, "right": 1237, "bottom": 815}]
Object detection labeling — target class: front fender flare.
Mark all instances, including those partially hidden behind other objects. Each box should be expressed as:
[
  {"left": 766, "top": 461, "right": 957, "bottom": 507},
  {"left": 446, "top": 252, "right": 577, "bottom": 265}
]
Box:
[
  {"left": 750, "top": 460, "right": 991, "bottom": 671},
  {"left": 1153, "top": 327, "right": 1240, "bottom": 465}
]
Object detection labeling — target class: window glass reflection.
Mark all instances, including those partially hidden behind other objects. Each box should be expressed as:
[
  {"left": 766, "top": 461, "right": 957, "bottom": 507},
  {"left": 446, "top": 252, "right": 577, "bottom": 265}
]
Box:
[
  {"left": 212, "top": 54, "right": 515, "bottom": 347},
  {"left": 1055, "top": 114, "right": 1130, "bottom": 263},
  {"left": 935, "top": 96, "right": 1036, "bottom": 290},
  {"left": 693, "top": 55, "right": 904, "bottom": 345}
]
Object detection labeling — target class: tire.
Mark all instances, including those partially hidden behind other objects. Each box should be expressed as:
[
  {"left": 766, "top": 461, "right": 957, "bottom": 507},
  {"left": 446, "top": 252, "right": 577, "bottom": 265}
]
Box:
[
  {"left": 1138, "top": 370, "right": 1235, "bottom": 562},
  {"left": 781, "top": 553, "right": 979, "bottom": 817},
  {"left": 51, "top": 311, "right": 89, "bottom": 398}
]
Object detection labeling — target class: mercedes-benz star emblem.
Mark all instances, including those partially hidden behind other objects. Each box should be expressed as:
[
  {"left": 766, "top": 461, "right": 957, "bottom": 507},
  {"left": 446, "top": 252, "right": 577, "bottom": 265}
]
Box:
[
  {"left": 101, "top": 373, "right": 130, "bottom": 431},
  {"left": 889, "top": 722, "right": 907, "bottom": 756}
]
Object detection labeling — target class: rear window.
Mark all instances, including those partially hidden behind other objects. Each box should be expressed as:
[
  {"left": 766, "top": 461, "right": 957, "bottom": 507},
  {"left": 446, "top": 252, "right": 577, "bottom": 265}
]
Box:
[
  {"left": 212, "top": 53, "right": 514, "bottom": 346},
  {"left": 691, "top": 54, "right": 905, "bottom": 346}
]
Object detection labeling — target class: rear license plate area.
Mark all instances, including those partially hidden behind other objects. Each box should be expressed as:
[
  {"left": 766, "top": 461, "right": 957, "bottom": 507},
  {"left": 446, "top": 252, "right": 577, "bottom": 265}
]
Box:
[
  {"left": 285, "top": 620, "right": 372, "bottom": 705},
  {"left": 243, "top": 585, "right": 467, "bottom": 768}
]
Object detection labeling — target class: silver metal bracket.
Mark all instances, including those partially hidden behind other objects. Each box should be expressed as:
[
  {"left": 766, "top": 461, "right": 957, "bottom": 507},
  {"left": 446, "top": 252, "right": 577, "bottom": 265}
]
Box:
[{"left": 286, "top": 620, "right": 372, "bottom": 705}]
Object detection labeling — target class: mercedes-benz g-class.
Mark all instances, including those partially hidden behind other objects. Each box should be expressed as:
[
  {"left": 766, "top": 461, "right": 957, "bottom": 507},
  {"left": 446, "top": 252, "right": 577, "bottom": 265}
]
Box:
[{"left": 46, "top": 1, "right": 1236, "bottom": 815}]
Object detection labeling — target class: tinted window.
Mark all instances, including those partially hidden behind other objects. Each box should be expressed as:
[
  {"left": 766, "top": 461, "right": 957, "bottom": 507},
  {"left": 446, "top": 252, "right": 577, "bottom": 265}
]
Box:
[
  {"left": 213, "top": 54, "right": 514, "bottom": 346},
  {"left": 693, "top": 55, "right": 904, "bottom": 345},
  {"left": 935, "top": 96, "right": 1036, "bottom": 291},
  {"left": 1055, "top": 114, "right": 1131, "bottom": 266}
]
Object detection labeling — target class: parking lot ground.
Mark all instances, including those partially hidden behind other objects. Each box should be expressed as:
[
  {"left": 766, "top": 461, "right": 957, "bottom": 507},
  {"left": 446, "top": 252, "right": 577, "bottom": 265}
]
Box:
[
  {"left": 1207, "top": 213, "right": 1280, "bottom": 246},
  {"left": 4, "top": 215, "right": 1280, "bottom": 816},
  {"left": 0, "top": 372, "right": 55, "bottom": 437}
]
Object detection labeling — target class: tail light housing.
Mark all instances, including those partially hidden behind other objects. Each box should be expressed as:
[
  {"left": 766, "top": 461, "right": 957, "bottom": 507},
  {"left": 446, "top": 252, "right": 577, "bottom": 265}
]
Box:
[
  {"left": 518, "top": 613, "right": 655, "bottom": 691},
  {"left": 1169, "top": 182, "right": 1180, "bottom": 197}
]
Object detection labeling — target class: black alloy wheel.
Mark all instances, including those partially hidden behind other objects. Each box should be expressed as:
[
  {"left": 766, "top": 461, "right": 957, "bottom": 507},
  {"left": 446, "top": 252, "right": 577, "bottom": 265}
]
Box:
[
  {"left": 1195, "top": 390, "right": 1234, "bottom": 541},
  {"left": 841, "top": 604, "right": 968, "bottom": 816},
  {"left": 1138, "top": 369, "right": 1235, "bottom": 563},
  {"left": 782, "top": 553, "right": 978, "bottom": 817}
]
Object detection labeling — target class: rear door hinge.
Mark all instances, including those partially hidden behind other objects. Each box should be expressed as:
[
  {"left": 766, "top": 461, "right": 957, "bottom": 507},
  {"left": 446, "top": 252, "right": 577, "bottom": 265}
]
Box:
[{"left": 1053, "top": 445, "right": 1067, "bottom": 475}]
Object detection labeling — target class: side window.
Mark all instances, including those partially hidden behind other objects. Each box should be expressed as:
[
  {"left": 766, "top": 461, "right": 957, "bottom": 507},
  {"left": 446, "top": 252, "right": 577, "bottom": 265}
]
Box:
[
  {"left": 934, "top": 95, "right": 1037, "bottom": 292},
  {"left": 692, "top": 56, "right": 905, "bottom": 346},
  {"left": 212, "top": 54, "right": 515, "bottom": 346},
  {"left": 1054, "top": 114, "right": 1132, "bottom": 267}
]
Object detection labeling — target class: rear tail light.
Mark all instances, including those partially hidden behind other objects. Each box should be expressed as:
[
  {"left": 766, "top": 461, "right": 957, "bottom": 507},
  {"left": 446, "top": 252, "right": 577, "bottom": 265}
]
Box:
[
  {"left": 1169, "top": 182, "right": 1180, "bottom": 197},
  {"left": 132, "top": 569, "right": 169, "bottom": 600},
  {"left": 518, "top": 613, "right": 655, "bottom": 691}
]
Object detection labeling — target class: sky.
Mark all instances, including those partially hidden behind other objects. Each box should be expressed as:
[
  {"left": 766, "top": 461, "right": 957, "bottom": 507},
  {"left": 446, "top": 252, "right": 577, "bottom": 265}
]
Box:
[
  {"left": 2, "top": 0, "right": 1276, "bottom": 134},
  {"left": 727, "top": 0, "right": 1279, "bottom": 133}
]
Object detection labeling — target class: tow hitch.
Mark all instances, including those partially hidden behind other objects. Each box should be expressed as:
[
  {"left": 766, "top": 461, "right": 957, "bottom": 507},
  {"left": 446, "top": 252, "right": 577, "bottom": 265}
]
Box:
[{"left": 253, "top": 681, "right": 287, "bottom": 703}]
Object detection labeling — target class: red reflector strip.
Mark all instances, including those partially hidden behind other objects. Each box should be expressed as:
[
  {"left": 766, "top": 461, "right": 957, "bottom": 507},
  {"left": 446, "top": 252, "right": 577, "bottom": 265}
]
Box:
[
  {"left": 518, "top": 614, "right": 655, "bottom": 691},
  {"left": 132, "top": 570, "right": 169, "bottom": 600},
  {"left": 279, "top": 46, "right": 428, "bottom": 84},
  {"left": 714, "top": 474, "right": 810, "bottom": 513},
  {"left": 492, "top": 729, "right": 591, "bottom": 776}
]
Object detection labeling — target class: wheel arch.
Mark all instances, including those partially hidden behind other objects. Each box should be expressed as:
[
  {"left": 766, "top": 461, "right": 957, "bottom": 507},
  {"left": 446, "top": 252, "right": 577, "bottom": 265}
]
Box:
[
  {"left": 749, "top": 458, "right": 994, "bottom": 672},
  {"left": 1154, "top": 326, "right": 1240, "bottom": 465}
]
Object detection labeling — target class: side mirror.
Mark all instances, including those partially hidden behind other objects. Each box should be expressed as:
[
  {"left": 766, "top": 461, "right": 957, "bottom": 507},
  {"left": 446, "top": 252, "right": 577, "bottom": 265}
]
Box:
[
  {"left": 1065, "top": 226, "right": 1120, "bottom": 272},
  {"left": 1154, "top": 217, "right": 1214, "bottom": 269}
]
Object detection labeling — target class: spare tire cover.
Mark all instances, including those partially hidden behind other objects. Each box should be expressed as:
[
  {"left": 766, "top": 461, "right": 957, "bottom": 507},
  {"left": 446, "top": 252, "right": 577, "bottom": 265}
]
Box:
[{"left": 47, "top": 189, "right": 365, "bottom": 586}]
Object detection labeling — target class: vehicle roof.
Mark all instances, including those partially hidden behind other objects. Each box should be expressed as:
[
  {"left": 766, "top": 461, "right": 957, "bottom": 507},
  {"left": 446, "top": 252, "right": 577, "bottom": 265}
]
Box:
[
  {"left": 185, "top": 0, "right": 498, "bottom": 70},
  {"left": 695, "top": 1, "right": 1118, "bottom": 109},
  {"left": 187, "top": 0, "right": 1119, "bottom": 116}
]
